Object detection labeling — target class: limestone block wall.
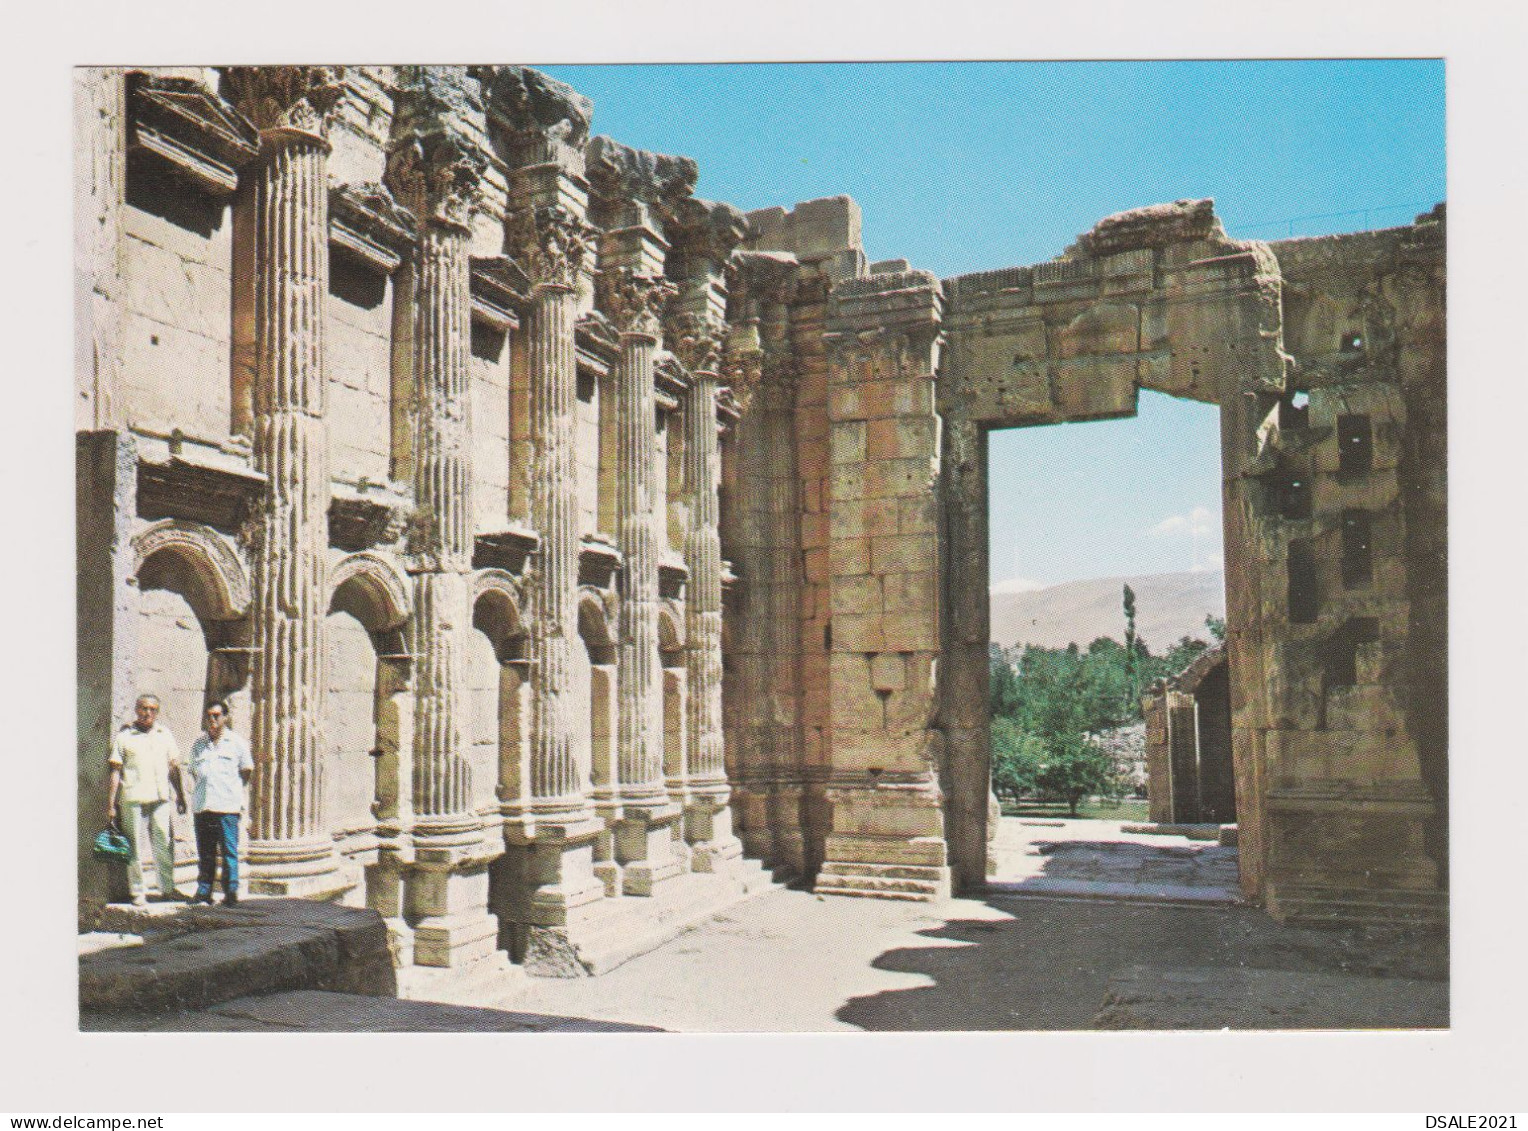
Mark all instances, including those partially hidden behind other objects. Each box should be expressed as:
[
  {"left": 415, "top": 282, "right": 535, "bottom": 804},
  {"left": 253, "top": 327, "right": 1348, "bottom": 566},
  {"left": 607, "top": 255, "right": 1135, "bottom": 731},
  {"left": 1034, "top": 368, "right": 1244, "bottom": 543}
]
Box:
[
  {"left": 78, "top": 65, "right": 1446, "bottom": 943},
  {"left": 120, "top": 173, "right": 235, "bottom": 442}
]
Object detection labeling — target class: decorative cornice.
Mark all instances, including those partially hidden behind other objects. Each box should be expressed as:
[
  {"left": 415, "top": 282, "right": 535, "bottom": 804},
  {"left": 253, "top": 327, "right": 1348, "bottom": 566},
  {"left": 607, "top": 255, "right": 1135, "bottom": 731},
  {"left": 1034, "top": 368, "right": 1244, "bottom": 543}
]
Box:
[
  {"left": 329, "top": 182, "right": 418, "bottom": 275},
  {"left": 126, "top": 72, "right": 259, "bottom": 196},
  {"left": 222, "top": 65, "right": 345, "bottom": 137},
  {"left": 507, "top": 203, "right": 597, "bottom": 289},
  {"left": 473, "top": 64, "right": 592, "bottom": 167},
  {"left": 586, "top": 135, "right": 696, "bottom": 228},
  {"left": 599, "top": 268, "right": 676, "bottom": 339},
  {"left": 469, "top": 255, "right": 529, "bottom": 331},
  {"left": 575, "top": 311, "right": 621, "bottom": 370}
]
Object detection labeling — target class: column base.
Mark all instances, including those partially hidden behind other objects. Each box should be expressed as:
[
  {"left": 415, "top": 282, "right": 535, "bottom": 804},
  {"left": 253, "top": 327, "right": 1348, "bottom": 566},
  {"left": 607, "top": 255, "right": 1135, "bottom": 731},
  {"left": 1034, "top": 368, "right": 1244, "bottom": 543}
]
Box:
[
  {"left": 493, "top": 817, "right": 608, "bottom": 959},
  {"left": 684, "top": 798, "right": 744, "bottom": 873},
  {"left": 246, "top": 838, "right": 353, "bottom": 899},
  {"left": 404, "top": 840, "right": 500, "bottom": 970},
  {"left": 616, "top": 804, "right": 686, "bottom": 896}
]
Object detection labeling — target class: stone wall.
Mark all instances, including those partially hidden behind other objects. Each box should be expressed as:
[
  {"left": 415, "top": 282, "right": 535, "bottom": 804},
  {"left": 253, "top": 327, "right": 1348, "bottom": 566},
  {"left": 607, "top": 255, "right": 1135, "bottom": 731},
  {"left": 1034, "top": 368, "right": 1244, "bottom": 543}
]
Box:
[{"left": 78, "top": 66, "right": 1447, "bottom": 954}]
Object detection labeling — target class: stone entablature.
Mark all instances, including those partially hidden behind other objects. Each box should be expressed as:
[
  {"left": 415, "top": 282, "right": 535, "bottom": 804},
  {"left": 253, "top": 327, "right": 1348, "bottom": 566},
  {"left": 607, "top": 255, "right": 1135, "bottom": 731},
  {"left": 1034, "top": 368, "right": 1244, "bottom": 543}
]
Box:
[{"left": 78, "top": 66, "right": 1447, "bottom": 975}]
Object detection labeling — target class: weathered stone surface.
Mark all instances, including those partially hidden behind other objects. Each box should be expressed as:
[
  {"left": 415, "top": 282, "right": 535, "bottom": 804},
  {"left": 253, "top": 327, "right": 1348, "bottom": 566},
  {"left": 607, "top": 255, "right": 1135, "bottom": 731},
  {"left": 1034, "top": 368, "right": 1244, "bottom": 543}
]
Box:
[{"left": 78, "top": 66, "right": 1446, "bottom": 1007}]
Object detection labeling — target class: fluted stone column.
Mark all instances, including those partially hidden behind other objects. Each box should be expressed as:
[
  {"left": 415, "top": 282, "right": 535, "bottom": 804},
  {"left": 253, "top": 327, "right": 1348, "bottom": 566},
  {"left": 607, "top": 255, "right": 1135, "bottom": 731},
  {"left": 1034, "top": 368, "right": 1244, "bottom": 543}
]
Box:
[
  {"left": 671, "top": 315, "right": 743, "bottom": 869},
  {"left": 603, "top": 270, "right": 685, "bottom": 894},
  {"left": 385, "top": 79, "right": 501, "bottom": 968},
  {"left": 503, "top": 197, "right": 608, "bottom": 948},
  {"left": 524, "top": 237, "right": 586, "bottom": 817},
  {"left": 225, "top": 68, "right": 344, "bottom": 895}
]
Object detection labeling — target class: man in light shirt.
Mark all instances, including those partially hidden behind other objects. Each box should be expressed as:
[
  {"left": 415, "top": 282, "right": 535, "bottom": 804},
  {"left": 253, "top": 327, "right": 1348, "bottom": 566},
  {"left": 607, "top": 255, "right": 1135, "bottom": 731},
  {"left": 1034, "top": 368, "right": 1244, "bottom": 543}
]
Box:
[
  {"left": 186, "top": 700, "right": 254, "bottom": 907},
  {"left": 106, "top": 694, "right": 188, "bottom": 905}
]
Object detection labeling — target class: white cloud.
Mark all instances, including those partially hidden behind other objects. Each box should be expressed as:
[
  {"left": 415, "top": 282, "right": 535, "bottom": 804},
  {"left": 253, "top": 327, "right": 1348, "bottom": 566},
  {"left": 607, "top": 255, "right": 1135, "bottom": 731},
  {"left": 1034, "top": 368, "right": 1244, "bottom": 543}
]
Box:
[
  {"left": 1148, "top": 505, "right": 1219, "bottom": 539},
  {"left": 1148, "top": 514, "right": 1188, "bottom": 538},
  {"left": 990, "top": 576, "right": 1046, "bottom": 595}
]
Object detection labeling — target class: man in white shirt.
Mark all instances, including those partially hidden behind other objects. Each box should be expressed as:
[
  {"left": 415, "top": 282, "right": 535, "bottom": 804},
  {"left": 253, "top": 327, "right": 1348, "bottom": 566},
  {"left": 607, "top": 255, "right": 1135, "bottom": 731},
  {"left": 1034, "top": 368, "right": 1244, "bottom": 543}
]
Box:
[
  {"left": 186, "top": 700, "right": 254, "bottom": 906},
  {"left": 106, "top": 694, "right": 188, "bottom": 905}
]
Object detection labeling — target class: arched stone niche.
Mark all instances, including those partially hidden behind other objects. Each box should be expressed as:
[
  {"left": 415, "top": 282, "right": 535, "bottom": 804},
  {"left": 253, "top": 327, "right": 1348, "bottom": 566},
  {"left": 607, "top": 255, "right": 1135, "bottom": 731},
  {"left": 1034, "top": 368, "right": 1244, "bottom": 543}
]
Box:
[{"left": 325, "top": 550, "right": 414, "bottom": 846}]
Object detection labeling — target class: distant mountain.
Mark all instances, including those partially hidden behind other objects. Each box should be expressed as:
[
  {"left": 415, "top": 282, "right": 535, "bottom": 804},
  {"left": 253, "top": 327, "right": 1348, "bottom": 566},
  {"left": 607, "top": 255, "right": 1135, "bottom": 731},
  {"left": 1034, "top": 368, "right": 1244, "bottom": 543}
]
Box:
[{"left": 988, "top": 570, "right": 1225, "bottom": 652}]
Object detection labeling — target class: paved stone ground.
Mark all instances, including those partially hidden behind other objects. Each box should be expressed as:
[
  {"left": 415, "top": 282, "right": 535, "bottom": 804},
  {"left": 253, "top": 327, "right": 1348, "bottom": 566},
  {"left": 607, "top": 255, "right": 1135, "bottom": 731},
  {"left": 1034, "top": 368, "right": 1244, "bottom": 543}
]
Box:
[
  {"left": 987, "top": 817, "right": 1242, "bottom": 904},
  {"left": 494, "top": 819, "right": 1444, "bottom": 1031},
  {"left": 80, "top": 818, "right": 1446, "bottom": 1032}
]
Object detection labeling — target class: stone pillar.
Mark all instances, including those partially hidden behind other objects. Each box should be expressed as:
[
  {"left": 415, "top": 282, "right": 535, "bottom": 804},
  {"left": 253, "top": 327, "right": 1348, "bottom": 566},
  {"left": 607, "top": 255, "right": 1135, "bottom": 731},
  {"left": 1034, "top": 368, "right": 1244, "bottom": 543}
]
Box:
[
  {"left": 75, "top": 68, "right": 125, "bottom": 433},
  {"left": 816, "top": 269, "right": 952, "bottom": 901},
  {"left": 724, "top": 252, "right": 807, "bottom": 874},
  {"left": 385, "top": 73, "right": 500, "bottom": 968},
  {"left": 504, "top": 199, "right": 608, "bottom": 950},
  {"left": 225, "top": 68, "right": 345, "bottom": 896},
  {"left": 603, "top": 268, "right": 686, "bottom": 894},
  {"left": 671, "top": 316, "right": 743, "bottom": 869},
  {"left": 665, "top": 197, "right": 750, "bottom": 869}
]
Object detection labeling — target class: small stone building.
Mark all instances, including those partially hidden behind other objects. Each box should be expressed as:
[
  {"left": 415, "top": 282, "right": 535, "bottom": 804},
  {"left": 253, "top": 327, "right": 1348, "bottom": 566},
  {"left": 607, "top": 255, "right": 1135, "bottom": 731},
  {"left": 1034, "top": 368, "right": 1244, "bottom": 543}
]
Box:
[
  {"left": 1143, "top": 646, "right": 1236, "bottom": 825},
  {"left": 76, "top": 65, "right": 1447, "bottom": 981}
]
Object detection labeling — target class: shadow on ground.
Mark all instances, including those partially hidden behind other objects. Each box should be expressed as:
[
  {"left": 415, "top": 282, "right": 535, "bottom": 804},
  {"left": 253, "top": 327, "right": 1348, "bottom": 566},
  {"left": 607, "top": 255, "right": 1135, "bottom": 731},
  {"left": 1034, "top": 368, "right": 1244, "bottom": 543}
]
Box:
[
  {"left": 835, "top": 893, "right": 1448, "bottom": 1031},
  {"left": 82, "top": 989, "right": 665, "bottom": 1033}
]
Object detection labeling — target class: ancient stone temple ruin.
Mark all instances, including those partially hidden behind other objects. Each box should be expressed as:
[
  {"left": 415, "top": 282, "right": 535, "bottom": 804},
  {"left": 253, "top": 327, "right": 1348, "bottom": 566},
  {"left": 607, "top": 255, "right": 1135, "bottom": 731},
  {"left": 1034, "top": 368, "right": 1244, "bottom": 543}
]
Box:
[{"left": 76, "top": 65, "right": 1447, "bottom": 978}]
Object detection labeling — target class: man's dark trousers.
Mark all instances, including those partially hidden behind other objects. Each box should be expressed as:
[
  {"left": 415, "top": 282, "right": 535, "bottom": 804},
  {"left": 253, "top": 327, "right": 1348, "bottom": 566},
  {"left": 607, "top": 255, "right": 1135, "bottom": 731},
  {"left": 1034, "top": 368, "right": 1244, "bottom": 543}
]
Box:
[{"left": 193, "top": 811, "right": 240, "bottom": 898}]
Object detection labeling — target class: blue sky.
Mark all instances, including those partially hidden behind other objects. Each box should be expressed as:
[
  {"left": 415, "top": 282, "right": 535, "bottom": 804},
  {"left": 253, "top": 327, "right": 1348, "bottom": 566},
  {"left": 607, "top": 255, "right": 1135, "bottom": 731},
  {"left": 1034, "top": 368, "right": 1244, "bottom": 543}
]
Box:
[{"left": 540, "top": 61, "right": 1445, "bottom": 588}]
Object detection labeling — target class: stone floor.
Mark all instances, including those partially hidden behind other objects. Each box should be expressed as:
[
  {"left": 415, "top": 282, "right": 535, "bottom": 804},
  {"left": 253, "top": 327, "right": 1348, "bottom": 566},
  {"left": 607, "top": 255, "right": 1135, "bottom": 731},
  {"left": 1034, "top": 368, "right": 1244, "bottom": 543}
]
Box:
[
  {"left": 80, "top": 818, "right": 1447, "bottom": 1032},
  {"left": 987, "top": 817, "right": 1242, "bottom": 904}
]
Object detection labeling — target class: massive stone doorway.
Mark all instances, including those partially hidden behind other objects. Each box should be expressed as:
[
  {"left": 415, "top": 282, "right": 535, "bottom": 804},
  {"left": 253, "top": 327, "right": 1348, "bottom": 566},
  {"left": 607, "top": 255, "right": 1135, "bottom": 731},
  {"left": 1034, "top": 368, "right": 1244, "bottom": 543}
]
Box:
[
  {"left": 983, "top": 391, "right": 1229, "bottom": 843},
  {"left": 933, "top": 201, "right": 1445, "bottom": 924}
]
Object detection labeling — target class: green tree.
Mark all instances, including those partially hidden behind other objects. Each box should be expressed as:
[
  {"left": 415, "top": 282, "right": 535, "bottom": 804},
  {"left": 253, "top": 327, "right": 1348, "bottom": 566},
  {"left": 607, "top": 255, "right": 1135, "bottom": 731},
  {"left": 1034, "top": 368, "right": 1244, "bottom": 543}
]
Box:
[
  {"left": 1122, "top": 584, "right": 1139, "bottom": 713},
  {"left": 1205, "top": 613, "right": 1227, "bottom": 643},
  {"left": 1035, "top": 732, "right": 1116, "bottom": 817},
  {"left": 991, "top": 716, "right": 1041, "bottom": 802}
]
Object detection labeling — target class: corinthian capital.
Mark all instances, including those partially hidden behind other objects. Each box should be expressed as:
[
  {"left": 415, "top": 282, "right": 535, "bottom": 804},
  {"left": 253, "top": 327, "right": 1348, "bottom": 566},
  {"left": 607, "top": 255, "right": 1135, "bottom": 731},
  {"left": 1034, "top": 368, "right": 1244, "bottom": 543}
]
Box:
[
  {"left": 385, "top": 130, "right": 486, "bottom": 232},
  {"left": 507, "top": 203, "right": 596, "bottom": 290},
  {"left": 666, "top": 313, "right": 727, "bottom": 376},
  {"left": 599, "top": 269, "right": 677, "bottom": 339},
  {"left": 222, "top": 66, "right": 345, "bottom": 136},
  {"left": 385, "top": 67, "right": 489, "bottom": 230}
]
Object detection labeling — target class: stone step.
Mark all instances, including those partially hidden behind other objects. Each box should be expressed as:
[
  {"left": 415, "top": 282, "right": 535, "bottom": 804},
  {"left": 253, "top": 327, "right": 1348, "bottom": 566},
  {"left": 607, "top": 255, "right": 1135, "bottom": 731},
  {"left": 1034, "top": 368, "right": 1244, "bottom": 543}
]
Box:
[
  {"left": 80, "top": 898, "right": 395, "bottom": 1015},
  {"left": 813, "top": 884, "right": 937, "bottom": 902}
]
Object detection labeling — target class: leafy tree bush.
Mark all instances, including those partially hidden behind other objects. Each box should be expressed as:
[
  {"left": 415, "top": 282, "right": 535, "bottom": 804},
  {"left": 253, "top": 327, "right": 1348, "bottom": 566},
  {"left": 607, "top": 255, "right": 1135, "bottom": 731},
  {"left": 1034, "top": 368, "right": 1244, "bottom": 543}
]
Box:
[{"left": 988, "top": 598, "right": 1216, "bottom": 816}]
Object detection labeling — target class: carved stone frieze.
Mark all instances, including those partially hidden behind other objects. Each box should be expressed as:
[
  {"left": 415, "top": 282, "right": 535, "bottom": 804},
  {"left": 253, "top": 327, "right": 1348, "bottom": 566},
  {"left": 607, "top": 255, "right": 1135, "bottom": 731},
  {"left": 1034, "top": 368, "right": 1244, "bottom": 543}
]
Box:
[{"left": 126, "top": 72, "right": 259, "bottom": 196}]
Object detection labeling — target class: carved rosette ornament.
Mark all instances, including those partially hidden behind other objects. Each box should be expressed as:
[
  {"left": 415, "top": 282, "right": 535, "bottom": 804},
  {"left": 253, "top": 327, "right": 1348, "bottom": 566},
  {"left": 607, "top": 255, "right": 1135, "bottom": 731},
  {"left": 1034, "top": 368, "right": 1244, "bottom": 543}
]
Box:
[
  {"left": 223, "top": 67, "right": 347, "bottom": 879},
  {"left": 508, "top": 204, "right": 595, "bottom": 291}
]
